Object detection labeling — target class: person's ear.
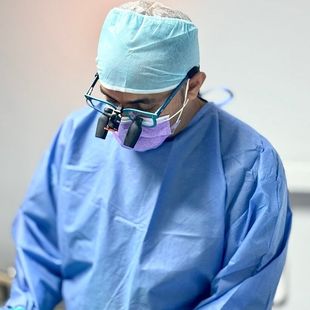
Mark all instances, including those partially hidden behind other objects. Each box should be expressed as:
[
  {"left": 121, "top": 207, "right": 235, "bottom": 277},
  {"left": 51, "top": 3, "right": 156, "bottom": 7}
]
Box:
[{"left": 187, "top": 71, "right": 206, "bottom": 100}]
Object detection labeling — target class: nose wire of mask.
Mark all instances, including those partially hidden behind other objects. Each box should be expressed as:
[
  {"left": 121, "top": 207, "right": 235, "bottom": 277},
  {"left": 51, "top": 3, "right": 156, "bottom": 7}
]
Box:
[{"left": 169, "top": 79, "right": 190, "bottom": 133}]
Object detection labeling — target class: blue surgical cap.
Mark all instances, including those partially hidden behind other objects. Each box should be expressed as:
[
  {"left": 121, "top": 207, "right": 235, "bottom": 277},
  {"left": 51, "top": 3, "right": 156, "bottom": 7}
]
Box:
[{"left": 96, "top": 8, "right": 200, "bottom": 94}]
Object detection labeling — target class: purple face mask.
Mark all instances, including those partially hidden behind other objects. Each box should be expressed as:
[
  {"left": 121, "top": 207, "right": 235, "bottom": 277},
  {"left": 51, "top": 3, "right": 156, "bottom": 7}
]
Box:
[{"left": 113, "top": 115, "right": 173, "bottom": 152}]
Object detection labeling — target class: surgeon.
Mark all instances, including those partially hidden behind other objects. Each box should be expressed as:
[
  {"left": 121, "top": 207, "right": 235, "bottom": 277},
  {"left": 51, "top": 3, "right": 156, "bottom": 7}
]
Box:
[{"left": 3, "top": 1, "right": 292, "bottom": 309}]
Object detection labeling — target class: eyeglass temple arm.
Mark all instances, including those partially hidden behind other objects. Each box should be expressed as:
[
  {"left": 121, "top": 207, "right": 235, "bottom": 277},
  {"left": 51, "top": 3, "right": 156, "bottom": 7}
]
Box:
[
  {"left": 156, "top": 66, "right": 200, "bottom": 115},
  {"left": 86, "top": 73, "right": 99, "bottom": 95}
]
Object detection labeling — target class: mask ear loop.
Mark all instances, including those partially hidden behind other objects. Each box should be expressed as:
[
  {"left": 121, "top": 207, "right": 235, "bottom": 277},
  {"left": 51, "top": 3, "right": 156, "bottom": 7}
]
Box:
[{"left": 169, "top": 79, "right": 190, "bottom": 133}]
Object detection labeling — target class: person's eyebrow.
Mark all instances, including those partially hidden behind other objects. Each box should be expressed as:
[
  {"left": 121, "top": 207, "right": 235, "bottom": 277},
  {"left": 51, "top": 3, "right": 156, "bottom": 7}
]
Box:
[{"left": 100, "top": 85, "right": 156, "bottom": 105}]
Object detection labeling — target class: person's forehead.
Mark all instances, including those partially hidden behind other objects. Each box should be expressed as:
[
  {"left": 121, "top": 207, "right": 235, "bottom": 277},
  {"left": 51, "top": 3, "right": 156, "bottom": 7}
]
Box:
[{"left": 100, "top": 84, "right": 171, "bottom": 102}]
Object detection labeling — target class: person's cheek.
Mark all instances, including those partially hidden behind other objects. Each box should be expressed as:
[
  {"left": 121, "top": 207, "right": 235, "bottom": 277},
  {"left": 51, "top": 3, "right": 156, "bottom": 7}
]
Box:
[{"left": 168, "top": 98, "right": 183, "bottom": 125}]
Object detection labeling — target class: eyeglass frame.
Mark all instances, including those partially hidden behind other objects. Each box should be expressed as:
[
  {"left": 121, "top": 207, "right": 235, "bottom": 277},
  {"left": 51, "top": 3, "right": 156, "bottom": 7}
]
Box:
[{"left": 84, "top": 66, "right": 200, "bottom": 128}]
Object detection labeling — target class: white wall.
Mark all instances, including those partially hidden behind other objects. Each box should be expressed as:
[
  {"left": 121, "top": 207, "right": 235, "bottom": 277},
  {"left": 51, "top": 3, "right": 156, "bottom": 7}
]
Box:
[{"left": 0, "top": 0, "right": 309, "bottom": 269}]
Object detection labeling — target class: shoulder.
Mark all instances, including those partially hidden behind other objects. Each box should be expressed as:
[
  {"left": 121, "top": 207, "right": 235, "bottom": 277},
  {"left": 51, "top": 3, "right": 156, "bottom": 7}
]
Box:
[
  {"left": 214, "top": 106, "right": 282, "bottom": 183},
  {"left": 213, "top": 107, "right": 290, "bottom": 236},
  {"left": 53, "top": 106, "right": 103, "bottom": 151},
  {"left": 60, "top": 106, "right": 97, "bottom": 136},
  {"left": 49, "top": 106, "right": 108, "bottom": 167}
]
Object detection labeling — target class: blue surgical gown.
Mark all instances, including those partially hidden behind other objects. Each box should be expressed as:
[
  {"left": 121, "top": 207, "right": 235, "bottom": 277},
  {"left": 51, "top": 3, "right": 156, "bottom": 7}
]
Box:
[{"left": 4, "top": 101, "right": 292, "bottom": 310}]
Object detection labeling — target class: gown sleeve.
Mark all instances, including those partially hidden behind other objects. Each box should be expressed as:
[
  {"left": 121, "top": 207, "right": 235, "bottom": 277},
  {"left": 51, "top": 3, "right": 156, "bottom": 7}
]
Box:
[
  {"left": 194, "top": 146, "right": 292, "bottom": 310},
  {"left": 4, "top": 123, "right": 70, "bottom": 310}
]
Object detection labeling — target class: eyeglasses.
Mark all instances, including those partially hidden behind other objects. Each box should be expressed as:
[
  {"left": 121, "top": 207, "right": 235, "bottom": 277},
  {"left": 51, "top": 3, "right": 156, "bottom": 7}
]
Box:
[{"left": 84, "top": 66, "right": 199, "bottom": 128}]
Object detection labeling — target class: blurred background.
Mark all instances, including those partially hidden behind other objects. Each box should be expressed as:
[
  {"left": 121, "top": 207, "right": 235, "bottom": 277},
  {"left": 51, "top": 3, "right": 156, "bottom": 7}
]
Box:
[{"left": 0, "top": 0, "right": 309, "bottom": 308}]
